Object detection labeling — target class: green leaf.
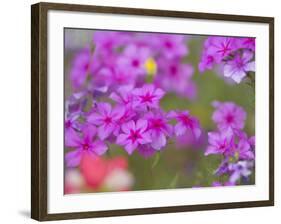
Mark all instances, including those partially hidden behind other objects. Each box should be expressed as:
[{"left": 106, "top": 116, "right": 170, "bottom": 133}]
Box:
[
  {"left": 151, "top": 152, "right": 160, "bottom": 168},
  {"left": 169, "top": 173, "right": 179, "bottom": 188}
]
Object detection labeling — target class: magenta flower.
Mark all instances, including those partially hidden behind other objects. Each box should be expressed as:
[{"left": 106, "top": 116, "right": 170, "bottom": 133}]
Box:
[
  {"left": 94, "top": 31, "right": 129, "bottom": 54},
  {"left": 156, "top": 34, "right": 188, "bottom": 59},
  {"left": 117, "top": 45, "right": 150, "bottom": 76},
  {"left": 223, "top": 51, "right": 255, "bottom": 83},
  {"left": 156, "top": 59, "right": 196, "bottom": 99},
  {"left": 133, "top": 84, "right": 165, "bottom": 110},
  {"left": 212, "top": 101, "right": 247, "bottom": 131},
  {"left": 70, "top": 48, "right": 92, "bottom": 89},
  {"left": 237, "top": 37, "right": 255, "bottom": 51},
  {"left": 116, "top": 119, "right": 151, "bottom": 154},
  {"left": 198, "top": 51, "right": 220, "bottom": 73},
  {"left": 65, "top": 126, "right": 108, "bottom": 167},
  {"left": 204, "top": 37, "right": 237, "bottom": 61},
  {"left": 205, "top": 128, "right": 234, "bottom": 156},
  {"left": 145, "top": 112, "right": 173, "bottom": 150},
  {"left": 236, "top": 138, "right": 255, "bottom": 160},
  {"left": 87, "top": 103, "right": 122, "bottom": 140},
  {"left": 109, "top": 85, "right": 135, "bottom": 107},
  {"left": 168, "top": 111, "right": 201, "bottom": 139}
]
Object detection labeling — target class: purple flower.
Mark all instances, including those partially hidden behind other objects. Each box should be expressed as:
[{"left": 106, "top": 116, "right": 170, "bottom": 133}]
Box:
[
  {"left": 70, "top": 48, "right": 92, "bottom": 89},
  {"left": 65, "top": 113, "right": 80, "bottom": 132},
  {"left": 156, "top": 34, "right": 188, "bottom": 59},
  {"left": 145, "top": 111, "right": 173, "bottom": 150},
  {"left": 116, "top": 119, "right": 151, "bottom": 154},
  {"left": 94, "top": 31, "right": 129, "bottom": 54},
  {"left": 65, "top": 125, "right": 108, "bottom": 167},
  {"left": 133, "top": 84, "right": 165, "bottom": 110},
  {"left": 205, "top": 37, "right": 237, "bottom": 61},
  {"left": 168, "top": 111, "right": 201, "bottom": 139},
  {"left": 87, "top": 103, "right": 122, "bottom": 140},
  {"left": 223, "top": 51, "right": 255, "bottom": 83},
  {"left": 156, "top": 59, "right": 196, "bottom": 99},
  {"left": 212, "top": 101, "right": 247, "bottom": 131},
  {"left": 228, "top": 160, "right": 254, "bottom": 184},
  {"left": 199, "top": 37, "right": 237, "bottom": 73},
  {"left": 205, "top": 128, "right": 234, "bottom": 156},
  {"left": 109, "top": 85, "right": 135, "bottom": 107},
  {"left": 117, "top": 45, "right": 150, "bottom": 76},
  {"left": 237, "top": 37, "right": 255, "bottom": 51}
]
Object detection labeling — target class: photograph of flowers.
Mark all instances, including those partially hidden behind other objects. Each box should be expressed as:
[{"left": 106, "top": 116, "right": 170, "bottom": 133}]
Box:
[{"left": 64, "top": 29, "right": 255, "bottom": 194}]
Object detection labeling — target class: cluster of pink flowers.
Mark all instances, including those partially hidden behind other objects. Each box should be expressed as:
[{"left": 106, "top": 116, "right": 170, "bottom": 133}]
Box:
[
  {"left": 65, "top": 83, "right": 201, "bottom": 166},
  {"left": 70, "top": 31, "right": 197, "bottom": 99},
  {"left": 199, "top": 37, "right": 255, "bottom": 83},
  {"left": 65, "top": 31, "right": 202, "bottom": 166},
  {"left": 205, "top": 101, "right": 255, "bottom": 185}
]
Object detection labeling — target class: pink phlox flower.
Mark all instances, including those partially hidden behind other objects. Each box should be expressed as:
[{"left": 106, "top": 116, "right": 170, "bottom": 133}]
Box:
[
  {"left": 65, "top": 125, "right": 108, "bottom": 167},
  {"left": 117, "top": 44, "right": 150, "bottom": 76},
  {"left": 237, "top": 37, "right": 255, "bottom": 51},
  {"left": 93, "top": 31, "right": 130, "bottom": 54},
  {"left": 87, "top": 103, "right": 122, "bottom": 140},
  {"left": 156, "top": 59, "right": 196, "bottom": 99},
  {"left": 205, "top": 128, "right": 234, "bottom": 156},
  {"left": 116, "top": 119, "right": 151, "bottom": 154},
  {"left": 212, "top": 101, "right": 247, "bottom": 131},
  {"left": 223, "top": 51, "right": 255, "bottom": 83},
  {"left": 133, "top": 84, "right": 165, "bottom": 110},
  {"left": 145, "top": 111, "right": 173, "bottom": 150},
  {"left": 204, "top": 37, "right": 237, "bottom": 61},
  {"left": 168, "top": 110, "right": 201, "bottom": 139},
  {"left": 156, "top": 34, "right": 188, "bottom": 59},
  {"left": 70, "top": 48, "right": 93, "bottom": 89},
  {"left": 109, "top": 85, "right": 136, "bottom": 107}
]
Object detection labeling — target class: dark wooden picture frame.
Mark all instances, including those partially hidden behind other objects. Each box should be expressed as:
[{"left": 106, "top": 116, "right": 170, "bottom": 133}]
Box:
[{"left": 31, "top": 2, "right": 274, "bottom": 221}]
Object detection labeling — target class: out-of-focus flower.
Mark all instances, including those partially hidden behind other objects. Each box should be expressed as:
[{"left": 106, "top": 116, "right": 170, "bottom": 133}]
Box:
[
  {"left": 65, "top": 126, "right": 108, "bottom": 167},
  {"left": 156, "top": 59, "right": 196, "bottom": 99},
  {"left": 156, "top": 34, "right": 188, "bottom": 59},
  {"left": 205, "top": 128, "right": 234, "bottom": 156},
  {"left": 223, "top": 51, "right": 255, "bottom": 83},
  {"left": 117, "top": 45, "right": 150, "bottom": 76},
  {"left": 168, "top": 111, "right": 201, "bottom": 139},
  {"left": 104, "top": 169, "right": 134, "bottom": 191},
  {"left": 228, "top": 160, "right": 254, "bottom": 184},
  {"left": 80, "top": 154, "right": 108, "bottom": 189},
  {"left": 212, "top": 101, "right": 247, "bottom": 131},
  {"left": 116, "top": 119, "right": 151, "bottom": 154},
  {"left": 70, "top": 48, "right": 93, "bottom": 89},
  {"left": 109, "top": 85, "right": 135, "bottom": 107},
  {"left": 64, "top": 169, "right": 85, "bottom": 194},
  {"left": 237, "top": 37, "right": 255, "bottom": 51}
]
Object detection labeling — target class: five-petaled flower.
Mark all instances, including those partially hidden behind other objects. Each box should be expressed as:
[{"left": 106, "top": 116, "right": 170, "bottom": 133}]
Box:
[
  {"left": 133, "top": 84, "right": 165, "bottom": 110},
  {"left": 168, "top": 110, "right": 201, "bottom": 139},
  {"left": 87, "top": 103, "right": 122, "bottom": 140},
  {"left": 116, "top": 119, "right": 151, "bottom": 154},
  {"left": 65, "top": 125, "right": 108, "bottom": 167}
]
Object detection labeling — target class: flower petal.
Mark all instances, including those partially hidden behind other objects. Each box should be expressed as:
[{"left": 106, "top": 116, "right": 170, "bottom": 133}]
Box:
[
  {"left": 65, "top": 150, "right": 82, "bottom": 167},
  {"left": 92, "top": 140, "right": 108, "bottom": 155}
]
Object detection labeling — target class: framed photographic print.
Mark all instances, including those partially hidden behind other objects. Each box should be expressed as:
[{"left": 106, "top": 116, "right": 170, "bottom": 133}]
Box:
[{"left": 31, "top": 2, "right": 274, "bottom": 221}]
